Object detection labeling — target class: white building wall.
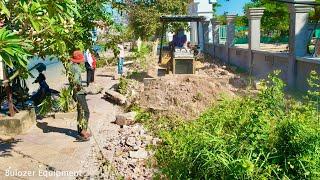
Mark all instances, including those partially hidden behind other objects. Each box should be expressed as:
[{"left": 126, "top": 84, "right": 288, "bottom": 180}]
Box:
[{"left": 189, "top": 0, "right": 214, "bottom": 49}]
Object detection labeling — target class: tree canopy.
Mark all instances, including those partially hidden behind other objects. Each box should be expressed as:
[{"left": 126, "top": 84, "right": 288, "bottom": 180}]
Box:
[
  {"left": 244, "top": 0, "right": 320, "bottom": 37},
  {"left": 0, "top": 0, "right": 121, "bottom": 116},
  {"left": 0, "top": 0, "right": 122, "bottom": 78},
  {"left": 116, "top": 0, "right": 190, "bottom": 41}
]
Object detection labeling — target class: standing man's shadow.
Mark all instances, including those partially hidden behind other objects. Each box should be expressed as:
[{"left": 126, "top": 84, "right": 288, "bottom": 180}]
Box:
[{"left": 36, "top": 122, "right": 78, "bottom": 138}]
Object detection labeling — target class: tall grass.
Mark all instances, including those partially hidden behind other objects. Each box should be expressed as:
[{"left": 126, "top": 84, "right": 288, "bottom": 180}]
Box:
[{"left": 155, "top": 71, "right": 320, "bottom": 179}]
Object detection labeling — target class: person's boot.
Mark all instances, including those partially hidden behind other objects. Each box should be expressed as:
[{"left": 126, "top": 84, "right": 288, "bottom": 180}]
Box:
[{"left": 79, "top": 130, "right": 91, "bottom": 141}]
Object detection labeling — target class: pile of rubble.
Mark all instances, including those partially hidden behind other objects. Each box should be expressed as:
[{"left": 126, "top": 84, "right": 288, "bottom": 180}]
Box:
[
  {"left": 99, "top": 61, "right": 251, "bottom": 178},
  {"left": 103, "top": 123, "right": 159, "bottom": 179},
  {"left": 103, "top": 61, "right": 249, "bottom": 119}
]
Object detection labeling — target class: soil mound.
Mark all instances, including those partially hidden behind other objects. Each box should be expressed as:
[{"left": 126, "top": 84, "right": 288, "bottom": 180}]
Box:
[{"left": 136, "top": 74, "right": 240, "bottom": 119}]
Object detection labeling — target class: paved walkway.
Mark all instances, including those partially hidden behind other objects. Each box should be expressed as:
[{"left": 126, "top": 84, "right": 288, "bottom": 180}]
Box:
[{"left": 0, "top": 68, "right": 120, "bottom": 179}]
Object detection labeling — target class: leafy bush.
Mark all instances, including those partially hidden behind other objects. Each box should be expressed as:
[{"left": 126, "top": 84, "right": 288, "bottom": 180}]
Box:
[
  {"left": 118, "top": 77, "right": 129, "bottom": 95},
  {"left": 156, "top": 71, "right": 320, "bottom": 179},
  {"left": 132, "top": 43, "right": 152, "bottom": 58},
  {"left": 57, "top": 87, "right": 75, "bottom": 112},
  {"left": 96, "top": 59, "right": 107, "bottom": 68},
  {"left": 38, "top": 96, "right": 57, "bottom": 116}
]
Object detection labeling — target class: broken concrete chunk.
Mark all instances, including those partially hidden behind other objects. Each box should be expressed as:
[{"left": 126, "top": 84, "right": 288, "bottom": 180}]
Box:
[
  {"left": 84, "top": 83, "right": 104, "bottom": 95},
  {"left": 104, "top": 90, "right": 127, "bottom": 105},
  {"left": 115, "top": 112, "right": 137, "bottom": 126},
  {"left": 113, "top": 74, "right": 120, "bottom": 80},
  {"left": 152, "top": 138, "right": 161, "bottom": 145},
  {"left": 254, "top": 80, "right": 264, "bottom": 90},
  {"left": 115, "top": 115, "right": 132, "bottom": 126},
  {"left": 143, "top": 78, "right": 157, "bottom": 86},
  {"left": 126, "top": 136, "right": 136, "bottom": 147},
  {"left": 129, "top": 149, "right": 148, "bottom": 159}
]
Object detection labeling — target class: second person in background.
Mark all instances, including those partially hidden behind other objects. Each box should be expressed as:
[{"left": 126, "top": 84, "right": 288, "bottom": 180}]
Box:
[{"left": 84, "top": 49, "right": 97, "bottom": 86}]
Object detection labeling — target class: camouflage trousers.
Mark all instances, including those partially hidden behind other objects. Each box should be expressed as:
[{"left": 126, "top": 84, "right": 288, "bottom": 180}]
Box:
[{"left": 75, "top": 93, "right": 90, "bottom": 133}]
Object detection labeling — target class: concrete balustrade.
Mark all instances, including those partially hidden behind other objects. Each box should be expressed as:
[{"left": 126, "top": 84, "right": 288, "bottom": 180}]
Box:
[
  {"left": 226, "top": 14, "right": 237, "bottom": 64},
  {"left": 247, "top": 8, "right": 265, "bottom": 50},
  {"left": 210, "top": 18, "right": 220, "bottom": 58},
  {"left": 226, "top": 14, "right": 237, "bottom": 48},
  {"left": 288, "top": 0, "right": 315, "bottom": 87},
  {"left": 202, "top": 1, "right": 320, "bottom": 91},
  {"left": 202, "top": 21, "right": 210, "bottom": 45}
]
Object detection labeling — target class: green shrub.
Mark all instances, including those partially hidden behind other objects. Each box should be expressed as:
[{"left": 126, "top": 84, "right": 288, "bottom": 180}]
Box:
[
  {"left": 132, "top": 43, "right": 152, "bottom": 58},
  {"left": 104, "top": 57, "right": 117, "bottom": 66},
  {"left": 131, "top": 43, "right": 152, "bottom": 70},
  {"left": 57, "top": 87, "right": 75, "bottom": 112},
  {"left": 156, "top": 71, "right": 320, "bottom": 179},
  {"left": 38, "top": 96, "right": 57, "bottom": 116},
  {"left": 96, "top": 59, "right": 107, "bottom": 68},
  {"left": 118, "top": 77, "right": 129, "bottom": 95}
]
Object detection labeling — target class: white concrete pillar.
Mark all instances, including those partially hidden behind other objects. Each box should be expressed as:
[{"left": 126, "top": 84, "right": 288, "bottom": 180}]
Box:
[
  {"left": 288, "top": 0, "right": 314, "bottom": 87},
  {"left": 226, "top": 14, "right": 237, "bottom": 47},
  {"left": 203, "top": 21, "right": 210, "bottom": 44},
  {"left": 199, "top": 22, "right": 204, "bottom": 50},
  {"left": 189, "top": 2, "right": 200, "bottom": 44},
  {"left": 226, "top": 14, "right": 237, "bottom": 63},
  {"left": 211, "top": 18, "right": 220, "bottom": 58},
  {"left": 247, "top": 8, "right": 265, "bottom": 50},
  {"left": 211, "top": 18, "right": 220, "bottom": 45}
]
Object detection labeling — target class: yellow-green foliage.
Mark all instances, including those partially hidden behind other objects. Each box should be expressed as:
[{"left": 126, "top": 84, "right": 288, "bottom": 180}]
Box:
[
  {"left": 118, "top": 77, "right": 129, "bottom": 95},
  {"left": 96, "top": 59, "right": 107, "bottom": 68}
]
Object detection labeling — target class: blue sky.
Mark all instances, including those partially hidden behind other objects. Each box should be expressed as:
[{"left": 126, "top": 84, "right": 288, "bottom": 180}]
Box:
[{"left": 216, "top": 0, "right": 251, "bottom": 15}]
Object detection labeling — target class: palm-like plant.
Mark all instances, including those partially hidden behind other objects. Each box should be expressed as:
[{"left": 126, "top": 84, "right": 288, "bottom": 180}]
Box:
[
  {"left": 0, "top": 28, "right": 32, "bottom": 78},
  {"left": 0, "top": 27, "right": 32, "bottom": 116}
]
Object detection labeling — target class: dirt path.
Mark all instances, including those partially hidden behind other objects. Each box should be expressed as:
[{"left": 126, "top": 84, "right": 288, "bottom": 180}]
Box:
[{"left": 0, "top": 68, "right": 122, "bottom": 179}]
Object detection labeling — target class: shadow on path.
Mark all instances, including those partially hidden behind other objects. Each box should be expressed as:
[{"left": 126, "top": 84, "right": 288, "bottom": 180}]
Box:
[
  {"left": 0, "top": 138, "right": 22, "bottom": 157},
  {"left": 97, "top": 74, "right": 113, "bottom": 78},
  {"left": 36, "top": 122, "right": 78, "bottom": 139}
]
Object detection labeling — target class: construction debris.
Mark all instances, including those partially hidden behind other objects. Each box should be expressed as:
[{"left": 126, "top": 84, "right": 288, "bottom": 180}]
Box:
[
  {"left": 104, "top": 90, "right": 127, "bottom": 105},
  {"left": 115, "top": 112, "right": 137, "bottom": 126}
]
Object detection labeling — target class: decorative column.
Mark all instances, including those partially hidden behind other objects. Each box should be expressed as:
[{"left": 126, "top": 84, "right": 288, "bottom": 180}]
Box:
[
  {"left": 203, "top": 21, "right": 210, "bottom": 44},
  {"left": 288, "top": 0, "right": 314, "bottom": 88},
  {"left": 226, "top": 14, "right": 237, "bottom": 63},
  {"left": 226, "top": 14, "right": 236, "bottom": 47},
  {"left": 247, "top": 8, "right": 265, "bottom": 50},
  {"left": 211, "top": 18, "right": 220, "bottom": 58},
  {"left": 211, "top": 18, "right": 220, "bottom": 45},
  {"left": 189, "top": 2, "right": 200, "bottom": 44}
]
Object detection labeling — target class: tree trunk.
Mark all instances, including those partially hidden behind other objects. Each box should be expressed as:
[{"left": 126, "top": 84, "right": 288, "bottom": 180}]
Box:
[{"left": 3, "top": 69, "right": 15, "bottom": 117}]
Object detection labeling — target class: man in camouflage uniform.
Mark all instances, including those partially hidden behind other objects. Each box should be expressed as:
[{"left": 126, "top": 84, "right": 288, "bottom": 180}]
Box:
[{"left": 70, "top": 50, "right": 91, "bottom": 141}]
